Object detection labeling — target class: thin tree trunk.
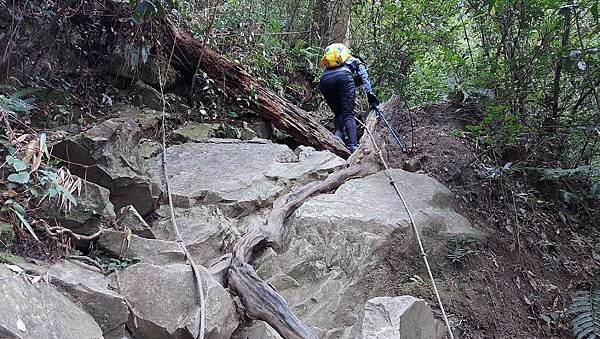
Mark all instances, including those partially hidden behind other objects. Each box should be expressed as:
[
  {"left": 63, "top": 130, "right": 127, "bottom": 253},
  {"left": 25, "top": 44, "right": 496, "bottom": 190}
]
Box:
[{"left": 548, "top": 9, "right": 572, "bottom": 126}]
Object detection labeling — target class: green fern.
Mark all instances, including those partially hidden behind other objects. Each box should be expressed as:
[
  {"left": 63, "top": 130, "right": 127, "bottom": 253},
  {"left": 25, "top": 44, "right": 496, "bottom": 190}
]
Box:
[{"left": 568, "top": 289, "right": 600, "bottom": 339}]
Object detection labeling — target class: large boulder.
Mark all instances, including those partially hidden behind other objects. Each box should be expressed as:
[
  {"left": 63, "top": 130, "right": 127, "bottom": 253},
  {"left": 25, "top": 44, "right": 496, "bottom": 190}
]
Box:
[
  {"left": 153, "top": 205, "right": 240, "bottom": 266},
  {"left": 147, "top": 141, "right": 344, "bottom": 215},
  {"left": 52, "top": 118, "right": 160, "bottom": 216},
  {"left": 255, "top": 169, "right": 479, "bottom": 335},
  {"left": 117, "top": 262, "right": 239, "bottom": 339},
  {"left": 344, "top": 296, "right": 446, "bottom": 339},
  {"left": 0, "top": 264, "right": 103, "bottom": 338},
  {"left": 36, "top": 179, "right": 115, "bottom": 236},
  {"left": 16, "top": 260, "right": 129, "bottom": 337}
]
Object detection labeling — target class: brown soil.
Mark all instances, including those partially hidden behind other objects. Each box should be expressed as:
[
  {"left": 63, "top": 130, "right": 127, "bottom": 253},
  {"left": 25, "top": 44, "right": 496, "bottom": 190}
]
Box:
[{"left": 365, "top": 100, "right": 600, "bottom": 338}]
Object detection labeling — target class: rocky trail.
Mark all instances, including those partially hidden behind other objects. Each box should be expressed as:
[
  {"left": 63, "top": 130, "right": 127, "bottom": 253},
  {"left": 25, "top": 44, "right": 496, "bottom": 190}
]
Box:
[
  {"left": 1, "top": 3, "right": 599, "bottom": 338},
  {"left": 1, "top": 93, "right": 484, "bottom": 339}
]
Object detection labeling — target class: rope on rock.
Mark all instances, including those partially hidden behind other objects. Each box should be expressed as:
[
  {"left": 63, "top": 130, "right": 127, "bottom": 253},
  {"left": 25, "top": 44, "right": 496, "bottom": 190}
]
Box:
[
  {"left": 356, "top": 113, "right": 456, "bottom": 339},
  {"left": 158, "top": 42, "right": 207, "bottom": 339}
]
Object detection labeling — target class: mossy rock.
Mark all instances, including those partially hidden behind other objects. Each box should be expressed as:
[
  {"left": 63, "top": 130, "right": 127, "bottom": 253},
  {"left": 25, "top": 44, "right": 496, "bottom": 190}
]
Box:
[{"left": 0, "top": 222, "right": 16, "bottom": 247}]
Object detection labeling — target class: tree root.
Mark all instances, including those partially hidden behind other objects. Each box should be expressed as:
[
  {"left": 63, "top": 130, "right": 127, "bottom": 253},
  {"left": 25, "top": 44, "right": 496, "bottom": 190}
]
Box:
[{"left": 35, "top": 220, "right": 105, "bottom": 241}]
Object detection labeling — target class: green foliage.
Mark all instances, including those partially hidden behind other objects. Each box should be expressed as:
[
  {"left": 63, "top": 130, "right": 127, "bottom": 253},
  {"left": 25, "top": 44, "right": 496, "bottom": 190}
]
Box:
[
  {"left": 408, "top": 274, "right": 425, "bottom": 287},
  {"left": 568, "top": 289, "right": 600, "bottom": 339},
  {"left": 447, "top": 235, "right": 478, "bottom": 264},
  {"left": 0, "top": 88, "right": 35, "bottom": 115},
  {"left": 129, "top": 0, "right": 171, "bottom": 23},
  {"left": 0, "top": 221, "right": 16, "bottom": 246},
  {"left": 1, "top": 200, "right": 38, "bottom": 241},
  {"left": 96, "top": 257, "right": 142, "bottom": 273}
]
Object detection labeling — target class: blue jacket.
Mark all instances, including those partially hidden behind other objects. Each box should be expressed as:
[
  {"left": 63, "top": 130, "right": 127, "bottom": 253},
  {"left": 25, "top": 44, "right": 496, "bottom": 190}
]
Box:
[{"left": 321, "top": 56, "right": 374, "bottom": 93}]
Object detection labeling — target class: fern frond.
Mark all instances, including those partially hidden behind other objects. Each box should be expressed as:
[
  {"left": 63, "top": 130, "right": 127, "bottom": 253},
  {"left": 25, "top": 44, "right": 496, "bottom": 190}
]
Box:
[{"left": 569, "top": 288, "right": 600, "bottom": 339}]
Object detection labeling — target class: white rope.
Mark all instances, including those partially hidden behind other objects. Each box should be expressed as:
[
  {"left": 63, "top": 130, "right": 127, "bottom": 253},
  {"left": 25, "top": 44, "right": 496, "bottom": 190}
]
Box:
[
  {"left": 159, "top": 42, "right": 207, "bottom": 339},
  {"left": 356, "top": 115, "right": 456, "bottom": 339}
]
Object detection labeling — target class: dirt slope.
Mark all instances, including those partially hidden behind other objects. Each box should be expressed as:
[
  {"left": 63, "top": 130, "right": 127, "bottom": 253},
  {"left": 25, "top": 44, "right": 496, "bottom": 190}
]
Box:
[{"left": 366, "top": 100, "right": 600, "bottom": 338}]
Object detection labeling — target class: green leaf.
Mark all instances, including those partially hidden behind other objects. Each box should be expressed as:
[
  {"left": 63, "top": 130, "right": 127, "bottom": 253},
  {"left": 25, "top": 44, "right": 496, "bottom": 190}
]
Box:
[
  {"left": 5, "top": 155, "right": 25, "bottom": 169},
  {"left": 13, "top": 209, "right": 38, "bottom": 241},
  {"left": 8, "top": 171, "right": 30, "bottom": 184},
  {"left": 11, "top": 159, "right": 27, "bottom": 172},
  {"left": 592, "top": 1, "right": 599, "bottom": 22}
]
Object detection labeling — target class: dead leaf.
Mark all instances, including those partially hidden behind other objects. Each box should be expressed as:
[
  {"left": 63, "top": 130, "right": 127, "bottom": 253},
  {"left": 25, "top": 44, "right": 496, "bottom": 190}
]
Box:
[
  {"left": 5, "top": 264, "right": 23, "bottom": 274},
  {"left": 15, "top": 134, "right": 29, "bottom": 144},
  {"left": 523, "top": 295, "right": 532, "bottom": 306},
  {"left": 16, "top": 318, "right": 26, "bottom": 332}
]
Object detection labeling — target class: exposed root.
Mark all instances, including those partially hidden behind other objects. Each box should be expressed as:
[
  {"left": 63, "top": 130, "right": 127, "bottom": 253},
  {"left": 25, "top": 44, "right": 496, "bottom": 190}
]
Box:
[
  {"left": 68, "top": 255, "right": 108, "bottom": 275},
  {"left": 35, "top": 220, "right": 105, "bottom": 241}
]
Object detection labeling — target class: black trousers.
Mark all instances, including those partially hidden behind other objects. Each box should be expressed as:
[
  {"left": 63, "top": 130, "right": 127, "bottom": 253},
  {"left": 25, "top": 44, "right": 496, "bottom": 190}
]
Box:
[{"left": 320, "top": 71, "right": 358, "bottom": 146}]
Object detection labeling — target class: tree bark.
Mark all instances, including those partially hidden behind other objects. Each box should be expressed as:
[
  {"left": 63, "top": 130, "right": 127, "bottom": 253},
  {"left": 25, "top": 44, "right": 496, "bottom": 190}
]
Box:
[
  {"left": 315, "top": 0, "right": 354, "bottom": 46},
  {"left": 166, "top": 21, "right": 350, "bottom": 158}
]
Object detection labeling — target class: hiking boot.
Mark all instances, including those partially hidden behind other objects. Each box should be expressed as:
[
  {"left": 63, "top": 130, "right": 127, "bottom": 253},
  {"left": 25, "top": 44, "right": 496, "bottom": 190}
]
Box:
[{"left": 348, "top": 143, "right": 359, "bottom": 153}]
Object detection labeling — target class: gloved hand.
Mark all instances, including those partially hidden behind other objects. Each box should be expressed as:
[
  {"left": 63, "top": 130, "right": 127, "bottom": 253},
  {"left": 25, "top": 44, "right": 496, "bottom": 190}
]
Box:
[{"left": 367, "top": 92, "right": 380, "bottom": 108}]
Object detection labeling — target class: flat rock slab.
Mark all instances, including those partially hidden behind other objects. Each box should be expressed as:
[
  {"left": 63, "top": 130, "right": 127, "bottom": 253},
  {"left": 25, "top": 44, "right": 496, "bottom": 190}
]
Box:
[
  {"left": 18, "top": 260, "right": 129, "bottom": 336},
  {"left": 257, "top": 169, "right": 479, "bottom": 334},
  {"left": 232, "top": 320, "right": 282, "bottom": 339},
  {"left": 97, "top": 230, "right": 186, "bottom": 266},
  {"left": 0, "top": 265, "right": 103, "bottom": 339},
  {"left": 117, "top": 262, "right": 239, "bottom": 339},
  {"left": 148, "top": 142, "right": 344, "bottom": 214}
]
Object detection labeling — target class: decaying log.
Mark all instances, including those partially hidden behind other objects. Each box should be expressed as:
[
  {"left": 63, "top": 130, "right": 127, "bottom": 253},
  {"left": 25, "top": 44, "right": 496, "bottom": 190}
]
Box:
[
  {"left": 227, "top": 163, "right": 379, "bottom": 338},
  {"left": 166, "top": 22, "right": 350, "bottom": 158},
  {"left": 228, "top": 258, "right": 318, "bottom": 339}
]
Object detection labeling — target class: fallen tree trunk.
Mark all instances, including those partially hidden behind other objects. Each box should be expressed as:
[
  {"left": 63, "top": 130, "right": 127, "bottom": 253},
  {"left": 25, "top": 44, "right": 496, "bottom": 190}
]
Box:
[{"left": 166, "top": 22, "right": 350, "bottom": 158}]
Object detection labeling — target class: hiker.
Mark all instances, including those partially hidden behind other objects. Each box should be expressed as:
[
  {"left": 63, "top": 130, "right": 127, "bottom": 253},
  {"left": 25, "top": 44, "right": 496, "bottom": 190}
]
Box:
[{"left": 319, "top": 43, "right": 380, "bottom": 153}]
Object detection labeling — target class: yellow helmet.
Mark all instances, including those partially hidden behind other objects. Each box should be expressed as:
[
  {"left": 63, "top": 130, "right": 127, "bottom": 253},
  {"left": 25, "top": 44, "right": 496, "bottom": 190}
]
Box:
[{"left": 320, "top": 43, "right": 352, "bottom": 68}]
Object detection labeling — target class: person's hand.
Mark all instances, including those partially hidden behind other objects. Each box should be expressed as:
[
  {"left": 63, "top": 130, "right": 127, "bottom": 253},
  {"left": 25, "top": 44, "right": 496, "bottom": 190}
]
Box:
[{"left": 367, "top": 92, "right": 380, "bottom": 108}]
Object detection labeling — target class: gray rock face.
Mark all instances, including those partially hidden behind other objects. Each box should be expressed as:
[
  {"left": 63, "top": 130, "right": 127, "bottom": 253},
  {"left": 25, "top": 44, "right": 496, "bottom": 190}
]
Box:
[
  {"left": 19, "top": 260, "right": 129, "bottom": 336},
  {"left": 173, "top": 123, "right": 221, "bottom": 142},
  {"left": 52, "top": 118, "right": 160, "bottom": 216},
  {"left": 233, "top": 321, "right": 282, "bottom": 339},
  {"left": 117, "top": 205, "right": 156, "bottom": 239},
  {"left": 0, "top": 265, "right": 103, "bottom": 339},
  {"left": 256, "top": 169, "right": 478, "bottom": 334},
  {"left": 347, "top": 296, "right": 446, "bottom": 339},
  {"left": 117, "top": 262, "right": 239, "bottom": 339},
  {"left": 154, "top": 205, "right": 240, "bottom": 266},
  {"left": 36, "top": 179, "right": 115, "bottom": 235},
  {"left": 148, "top": 141, "right": 345, "bottom": 214},
  {"left": 97, "top": 230, "right": 186, "bottom": 266}
]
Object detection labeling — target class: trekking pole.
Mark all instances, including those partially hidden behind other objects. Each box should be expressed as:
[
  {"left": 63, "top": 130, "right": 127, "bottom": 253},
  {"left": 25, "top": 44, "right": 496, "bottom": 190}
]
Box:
[{"left": 373, "top": 105, "right": 406, "bottom": 151}]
